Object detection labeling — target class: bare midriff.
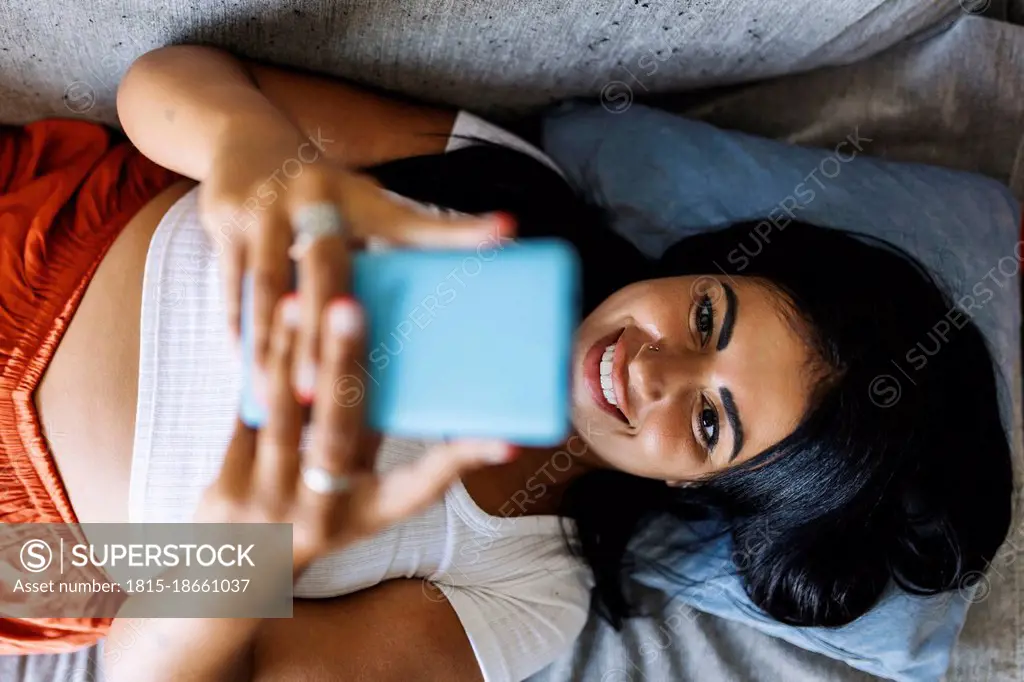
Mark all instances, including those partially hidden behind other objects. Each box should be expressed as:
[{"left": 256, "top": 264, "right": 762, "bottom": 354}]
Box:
[{"left": 34, "top": 179, "right": 197, "bottom": 525}]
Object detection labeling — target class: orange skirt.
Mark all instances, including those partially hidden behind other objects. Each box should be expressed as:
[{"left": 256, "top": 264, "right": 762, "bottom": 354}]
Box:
[{"left": 0, "top": 119, "right": 180, "bottom": 654}]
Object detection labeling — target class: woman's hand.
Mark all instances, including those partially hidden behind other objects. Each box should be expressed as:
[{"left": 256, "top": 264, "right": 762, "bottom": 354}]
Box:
[
  {"left": 195, "top": 294, "right": 514, "bottom": 572},
  {"left": 198, "top": 137, "right": 510, "bottom": 400}
]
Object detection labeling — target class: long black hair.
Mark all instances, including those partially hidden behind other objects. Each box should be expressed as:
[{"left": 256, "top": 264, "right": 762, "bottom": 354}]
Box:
[{"left": 363, "top": 138, "right": 1013, "bottom": 628}]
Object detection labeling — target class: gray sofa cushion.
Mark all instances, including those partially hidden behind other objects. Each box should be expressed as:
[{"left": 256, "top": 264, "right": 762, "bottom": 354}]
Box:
[{"left": 1, "top": 0, "right": 961, "bottom": 126}]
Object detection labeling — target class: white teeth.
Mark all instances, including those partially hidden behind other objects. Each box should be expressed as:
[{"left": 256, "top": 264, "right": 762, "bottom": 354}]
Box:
[{"left": 599, "top": 344, "right": 618, "bottom": 407}]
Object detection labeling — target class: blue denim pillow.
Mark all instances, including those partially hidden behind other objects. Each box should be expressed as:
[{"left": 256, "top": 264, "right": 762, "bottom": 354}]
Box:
[{"left": 540, "top": 101, "right": 1021, "bottom": 682}]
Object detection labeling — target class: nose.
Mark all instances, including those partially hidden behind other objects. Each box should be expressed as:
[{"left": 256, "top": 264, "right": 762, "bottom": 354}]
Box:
[{"left": 628, "top": 341, "right": 707, "bottom": 411}]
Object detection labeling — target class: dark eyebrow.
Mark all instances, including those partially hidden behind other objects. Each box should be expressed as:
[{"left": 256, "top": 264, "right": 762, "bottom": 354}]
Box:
[
  {"left": 720, "top": 387, "right": 744, "bottom": 462},
  {"left": 716, "top": 282, "right": 737, "bottom": 351}
]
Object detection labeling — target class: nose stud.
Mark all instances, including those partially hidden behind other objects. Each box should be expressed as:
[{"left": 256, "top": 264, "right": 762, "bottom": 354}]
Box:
[{"left": 647, "top": 343, "right": 660, "bottom": 352}]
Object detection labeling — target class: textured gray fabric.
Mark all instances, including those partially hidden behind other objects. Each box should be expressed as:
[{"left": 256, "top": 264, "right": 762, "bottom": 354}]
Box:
[
  {"left": 0, "top": 3, "right": 1016, "bottom": 682},
  {"left": 0, "top": 0, "right": 960, "bottom": 126},
  {"left": 661, "top": 15, "right": 1024, "bottom": 199},
  {"left": 529, "top": 584, "right": 879, "bottom": 682}
]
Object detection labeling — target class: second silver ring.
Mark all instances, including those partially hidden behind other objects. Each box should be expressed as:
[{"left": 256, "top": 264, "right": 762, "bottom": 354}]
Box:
[{"left": 288, "top": 202, "right": 348, "bottom": 261}]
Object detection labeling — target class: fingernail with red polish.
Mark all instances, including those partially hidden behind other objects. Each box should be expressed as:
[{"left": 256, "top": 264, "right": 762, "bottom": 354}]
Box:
[
  {"left": 480, "top": 212, "right": 515, "bottom": 239},
  {"left": 483, "top": 444, "right": 517, "bottom": 464},
  {"left": 329, "top": 297, "right": 363, "bottom": 337},
  {"left": 295, "top": 361, "right": 316, "bottom": 404},
  {"left": 282, "top": 295, "right": 301, "bottom": 328},
  {"left": 494, "top": 212, "right": 517, "bottom": 239}
]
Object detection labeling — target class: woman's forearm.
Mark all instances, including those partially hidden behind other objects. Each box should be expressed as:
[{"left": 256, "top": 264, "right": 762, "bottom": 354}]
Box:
[
  {"left": 104, "top": 555, "right": 319, "bottom": 682},
  {"left": 102, "top": 558, "right": 277, "bottom": 682},
  {"left": 117, "top": 44, "right": 305, "bottom": 180},
  {"left": 106, "top": 613, "right": 260, "bottom": 682}
]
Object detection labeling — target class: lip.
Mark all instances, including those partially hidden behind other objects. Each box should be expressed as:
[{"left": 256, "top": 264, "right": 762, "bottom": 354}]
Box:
[{"left": 583, "top": 328, "right": 630, "bottom": 424}]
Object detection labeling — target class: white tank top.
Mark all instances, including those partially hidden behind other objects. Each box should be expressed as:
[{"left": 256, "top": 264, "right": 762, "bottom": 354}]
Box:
[{"left": 130, "top": 112, "right": 592, "bottom": 682}]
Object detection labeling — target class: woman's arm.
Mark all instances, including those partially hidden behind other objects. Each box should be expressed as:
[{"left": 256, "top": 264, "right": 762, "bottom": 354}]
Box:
[
  {"left": 105, "top": 580, "right": 480, "bottom": 682},
  {"left": 117, "top": 44, "right": 497, "bottom": 374},
  {"left": 117, "top": 44, "right": 456, "bottom": 178},
  {"left": 253, "top": 580, "right": 481, "bottom": 682}
]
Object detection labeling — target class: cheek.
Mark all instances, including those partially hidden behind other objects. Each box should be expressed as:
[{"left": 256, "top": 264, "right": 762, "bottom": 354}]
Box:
[
  {"left": 639, "top": 416, "right": 692, "bottom": 461},
  {"left": 577, "top": 416, "right": 703, "bottom": 479},
  {"left": 630, "top": 292, "right": 691, "bottom": 338},
  {"left": 628, "top": 412, "right": 700, "bottom": 477},
  {"left": 593, "top": 282, "right": 661, "bottom": 321}
]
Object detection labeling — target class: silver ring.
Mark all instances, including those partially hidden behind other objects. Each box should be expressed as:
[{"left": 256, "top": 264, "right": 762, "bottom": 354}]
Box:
[
  {"left": 288, "top": 202, "right": 347, "bottom": 261},
  {"left": 301, "top": 466, "right": 352, "bottom": 495}
]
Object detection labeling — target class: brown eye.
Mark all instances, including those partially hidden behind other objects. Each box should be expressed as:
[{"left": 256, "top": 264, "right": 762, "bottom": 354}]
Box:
[{"left": 698, "top": 396, "right": 719, "bottom": 449}]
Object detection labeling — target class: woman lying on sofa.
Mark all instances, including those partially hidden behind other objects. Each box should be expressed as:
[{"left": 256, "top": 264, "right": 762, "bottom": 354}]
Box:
[{"left": 0, "top": 45, "right": 1010, "bottom": 681}]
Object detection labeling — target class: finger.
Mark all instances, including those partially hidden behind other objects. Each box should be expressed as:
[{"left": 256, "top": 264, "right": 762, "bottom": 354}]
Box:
[
  {"left": 350, "top": 440, "right": 513, "bottom": 532},
  {"left": 198, "top": 189, "right": 248, "bottom": 344},
  {"left": 353, "top": 430, "right": 382, "bottom": 472},
  {"left": 217, "top": 419, "right": 258, "bottom": 496},
  {"left": 393, "top": 211, "right": 516, "bottom": 249},
  {"left": 336, "top": 173, "right": 516, "bottom": 248},
  {"left": 298, "top": 297, "right": 367, "bottom": 509},
  {"left": 250, "top": 207, "right": 295, "bottom": 370},
  {"left": 220, "top": 242, "right": 246, "bottom": 343},
  {"left": 253, "top": 294, "right": 304, "bottom": 504},
  {"left": 289, "top": 204, "right": 348, "bottom": 405},
  {"left": 378, "top": 187, "right": 519, "bottom": 247}
]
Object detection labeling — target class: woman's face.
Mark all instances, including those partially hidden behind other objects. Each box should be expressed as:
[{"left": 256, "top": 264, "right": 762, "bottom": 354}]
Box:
[{"left": 571, "top": 275, "right": 816, "bottom": 483}]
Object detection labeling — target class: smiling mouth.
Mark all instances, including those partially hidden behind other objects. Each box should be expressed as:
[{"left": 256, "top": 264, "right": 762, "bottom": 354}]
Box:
[
  {"left": 598, "top": 344, "right": 621, "bottom": 409},
  {"left": 585, "top": 329, "right": 628, "bottom": 423}
]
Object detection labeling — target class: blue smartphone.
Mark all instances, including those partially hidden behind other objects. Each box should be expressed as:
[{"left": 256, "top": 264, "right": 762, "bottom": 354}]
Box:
[{"left": 239, "top": 238, "right": 581, "bottom": 446}]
